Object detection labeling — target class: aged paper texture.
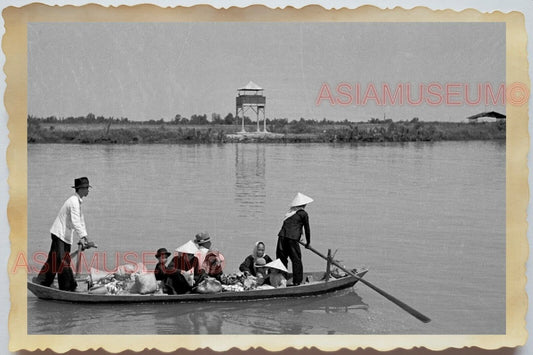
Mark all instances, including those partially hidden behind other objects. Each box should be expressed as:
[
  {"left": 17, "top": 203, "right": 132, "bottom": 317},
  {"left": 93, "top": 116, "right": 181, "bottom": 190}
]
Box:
[{"left": 4, "top": 3, "right": 528, "bottom": 352}]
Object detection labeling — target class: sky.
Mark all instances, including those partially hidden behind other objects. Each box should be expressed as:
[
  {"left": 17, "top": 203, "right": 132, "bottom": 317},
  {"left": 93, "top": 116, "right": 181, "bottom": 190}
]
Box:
[{"left": 28, "top": 22, "right": 505, "bottom": 122}]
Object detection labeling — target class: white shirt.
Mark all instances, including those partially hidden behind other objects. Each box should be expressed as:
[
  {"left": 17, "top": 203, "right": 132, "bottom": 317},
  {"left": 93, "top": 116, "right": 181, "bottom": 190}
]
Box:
[
  {"left": 50, "top": 193, "right": 87, "bottom": 245},
  {"left": 196, "top": 246, "right": 209, "bottom": 270}
]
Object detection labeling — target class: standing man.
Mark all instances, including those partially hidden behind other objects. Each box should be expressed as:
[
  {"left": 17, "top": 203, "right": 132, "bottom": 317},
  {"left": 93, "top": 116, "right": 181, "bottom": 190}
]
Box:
[
  {"left": 276, "top": 192, "right": 313, "bottom": 286},
  {"left": 34, "top": 177, "right": 92, "bottom": 291}
]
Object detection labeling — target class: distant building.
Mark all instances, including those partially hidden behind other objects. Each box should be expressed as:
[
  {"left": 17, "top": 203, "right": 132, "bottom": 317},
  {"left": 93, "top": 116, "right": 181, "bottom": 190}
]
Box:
[
  {"left": 467, "top": 111, "right": 506, "bottom": 123},
  {"left": 236, "top": 81, "right": 266, "bottom": 133}
]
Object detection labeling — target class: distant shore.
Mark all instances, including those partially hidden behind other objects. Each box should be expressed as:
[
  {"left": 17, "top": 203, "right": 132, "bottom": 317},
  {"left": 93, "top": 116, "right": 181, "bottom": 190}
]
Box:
[{"left": 28, "top": 120, "right": 506, "bottom": 144}]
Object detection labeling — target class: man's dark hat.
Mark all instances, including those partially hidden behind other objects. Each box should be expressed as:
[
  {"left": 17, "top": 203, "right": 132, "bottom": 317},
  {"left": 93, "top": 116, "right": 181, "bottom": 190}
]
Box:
[
  {"left": 72, "top": 177, "right": 92, "bottom": 189},
  {"left": 194, "top": 232, "right": 211, "bottom": 245},
  {"left": 155, "top": 248, "right": 171, "bottom": 258}
]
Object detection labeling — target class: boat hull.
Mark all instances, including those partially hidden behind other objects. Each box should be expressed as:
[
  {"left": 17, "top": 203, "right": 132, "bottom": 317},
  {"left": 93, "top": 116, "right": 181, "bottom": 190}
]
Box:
[{"left": 27, "top": 270, "right": 368, "bottom": 303}]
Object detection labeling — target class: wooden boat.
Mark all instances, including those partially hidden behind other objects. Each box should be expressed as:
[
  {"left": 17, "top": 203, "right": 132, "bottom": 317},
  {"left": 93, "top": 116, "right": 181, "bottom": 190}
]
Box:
[{"left": 27, "top": 269, "right": 368, "bottom": 304}]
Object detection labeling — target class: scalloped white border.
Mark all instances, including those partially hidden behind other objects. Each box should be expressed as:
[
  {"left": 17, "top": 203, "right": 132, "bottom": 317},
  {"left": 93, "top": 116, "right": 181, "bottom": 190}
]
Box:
[{"left": 1, "top": 1, "right": 531, "bottom": 354}]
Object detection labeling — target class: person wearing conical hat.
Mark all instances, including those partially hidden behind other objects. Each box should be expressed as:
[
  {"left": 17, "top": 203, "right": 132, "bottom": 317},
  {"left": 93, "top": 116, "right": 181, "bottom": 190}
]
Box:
[
  {"left": 168, "top": 240, "right": 201, "bottom": 275},
  {"left": 33, "top": 177, "right": 93, "bottom": 291},
  {"left": 165, "top": 240, "right": 202, "bottom": 295},
  {"left": 264, "top": 259, "right": 288, "bottom": 288},
  {"left": 276, "top": 192, "right": 313, "bottom": 286}
]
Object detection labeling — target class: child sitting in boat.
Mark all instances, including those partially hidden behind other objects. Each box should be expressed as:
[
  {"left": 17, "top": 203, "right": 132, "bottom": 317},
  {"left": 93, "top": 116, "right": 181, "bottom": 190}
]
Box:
[
  {"left": 239, "top": 241, "right": 273, "bottom": 276},
  {"left": 257, "top": 259, "right": 288, "bottom": 288},
  {"left": 254, "top": 257, "right": 269, "bottom": 286}
]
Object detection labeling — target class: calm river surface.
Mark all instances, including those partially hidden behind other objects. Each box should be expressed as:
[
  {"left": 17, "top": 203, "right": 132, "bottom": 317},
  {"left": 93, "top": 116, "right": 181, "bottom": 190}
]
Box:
[{"left": 27, "top": 141, "right": 505, "bottom": 334}]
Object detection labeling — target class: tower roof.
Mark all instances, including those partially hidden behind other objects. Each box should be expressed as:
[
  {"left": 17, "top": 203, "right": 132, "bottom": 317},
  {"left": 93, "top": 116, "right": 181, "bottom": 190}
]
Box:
[{"left": 238, "top": 81, "right": 263, "bottom": 91}]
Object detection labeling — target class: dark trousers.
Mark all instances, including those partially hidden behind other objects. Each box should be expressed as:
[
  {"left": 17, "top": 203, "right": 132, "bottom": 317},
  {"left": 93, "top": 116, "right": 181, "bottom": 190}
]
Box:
[
  {"left": 164, "top": 271, "right": 194, "bottom": 295},
  {"left": 35, "top": 234, "right": 78, "bottom": 291},
  {"left": 276, "top": 236, "right": 303, "bottom": 285}
]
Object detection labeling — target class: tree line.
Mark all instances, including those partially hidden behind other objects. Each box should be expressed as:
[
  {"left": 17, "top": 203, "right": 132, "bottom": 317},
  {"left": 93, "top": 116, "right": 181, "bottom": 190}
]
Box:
[{"left": 28, "top": 113, "right": 386, "bottom": 126}]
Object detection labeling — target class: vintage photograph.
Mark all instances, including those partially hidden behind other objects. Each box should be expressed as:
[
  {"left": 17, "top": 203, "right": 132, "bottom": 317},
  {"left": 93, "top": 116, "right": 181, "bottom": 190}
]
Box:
[
  {"left": 24, "top": 19, "right": 506, "bottom": 336},
  {"left": 5, "top": 4, "right": 528, "bottom": 352}
]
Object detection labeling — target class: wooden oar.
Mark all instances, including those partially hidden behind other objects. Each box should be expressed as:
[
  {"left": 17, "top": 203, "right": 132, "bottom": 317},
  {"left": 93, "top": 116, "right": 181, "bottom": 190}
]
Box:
[
  {"left": 299, "top": 241, "right": 431, "bottom": 323},
  {"left": 73, "top": 241, "right": 98, "bottom": 276},
  {"left": 71, "top": 241, "right": 98, "bottom": 259}
]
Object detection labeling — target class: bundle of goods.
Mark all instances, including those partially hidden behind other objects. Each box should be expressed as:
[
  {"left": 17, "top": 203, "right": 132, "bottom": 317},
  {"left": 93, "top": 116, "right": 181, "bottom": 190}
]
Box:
[
  {"left": 133, "top": 272, "right": 159, "bottom": 294},
  {"left": 86, "top": 270, "right": 131, "bottom": 295},
  {"left": 194, "top": 277, "right": 223, "bottom": 294},
  {"left": 86, "top": 263, "right": 161, "bottom": 295},
  {"left": 219, "top": 272, "right": 273, "bottom": 292}
]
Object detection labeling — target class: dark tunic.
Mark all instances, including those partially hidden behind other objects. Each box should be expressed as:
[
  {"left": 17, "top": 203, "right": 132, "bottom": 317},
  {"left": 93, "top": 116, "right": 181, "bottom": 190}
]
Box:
[
  {"left": 168, "top": 254, "right": 201, "bottom": 275},
  {"left": 239, "top": 254, "right": 273, "bottom": 276},
  {"left": 164, "top": 254, "right": 202, "bottom": 295},
  {"left": 276, "top": 209, "right": 311, "bottom": 285},
  {"left": 277, "top": 209, "right": 310, "bottom": 242},
  {"left": 154, "top": 262, "right": 170, "bottom": 282}
]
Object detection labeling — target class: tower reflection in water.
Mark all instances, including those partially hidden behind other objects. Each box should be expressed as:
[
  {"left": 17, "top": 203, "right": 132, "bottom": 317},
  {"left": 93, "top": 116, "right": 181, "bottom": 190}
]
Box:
[{"left": 234, "top": 144, "right": 266, "bottom": 218}]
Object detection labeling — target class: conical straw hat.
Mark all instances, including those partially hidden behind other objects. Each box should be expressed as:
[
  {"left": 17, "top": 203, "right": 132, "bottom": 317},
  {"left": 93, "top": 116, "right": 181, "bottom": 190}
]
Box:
[
  {"left": 265, "top": 259, "right": 289, "bottom": 273},
  {"left": 290, "top": 192, "right": 314, "bottom": 207},
  {"left": 175, "top": 240, "right": 199, "bottom": 254}
]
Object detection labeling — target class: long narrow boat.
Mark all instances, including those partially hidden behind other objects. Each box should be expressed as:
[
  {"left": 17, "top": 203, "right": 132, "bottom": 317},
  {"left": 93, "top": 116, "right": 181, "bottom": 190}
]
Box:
[{"left": 27, "top": 269, "right": 368, "bottom": 304}]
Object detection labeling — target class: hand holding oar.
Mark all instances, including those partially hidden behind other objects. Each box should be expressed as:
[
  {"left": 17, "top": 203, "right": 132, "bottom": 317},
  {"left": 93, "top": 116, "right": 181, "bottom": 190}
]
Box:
[
  {"left": 299, "top": 240, "right": 431, "bottom": 323},
  {"left": 71, "top": 240, "right": 98, "bottom": 259},
  {"left": 74, "top": 239, "right": 98, "bottom": 276}
]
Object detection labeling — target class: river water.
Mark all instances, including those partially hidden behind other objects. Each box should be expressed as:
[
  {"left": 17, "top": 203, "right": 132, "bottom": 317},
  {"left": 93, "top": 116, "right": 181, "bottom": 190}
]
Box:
[{"left": 26, "top": 141, "right": 505, "bottom": 334}]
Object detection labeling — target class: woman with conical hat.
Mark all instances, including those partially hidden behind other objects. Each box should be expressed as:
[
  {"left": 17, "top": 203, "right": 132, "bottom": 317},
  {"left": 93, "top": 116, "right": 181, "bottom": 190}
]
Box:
[
  {"left": 168, "top": 240, "right": 201, "bottom": 275},
  {"left": 165, "top": 240, "right": 201, "bottom": 295},
  {"left": 264, "top": 259, "right": 289, "bottom": 288},
  {"left": 276, "top": 192, "right": 313, "bottom": 286}
]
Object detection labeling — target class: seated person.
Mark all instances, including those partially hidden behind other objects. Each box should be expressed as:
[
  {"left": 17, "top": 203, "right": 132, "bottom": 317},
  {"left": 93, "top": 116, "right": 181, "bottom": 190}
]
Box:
[
  {"left": 239, "top": 241, "right": 273, "bottom": 276},
  {"left": 194, "top": 232, "right": 225, "bottom": 280},
  {"left": 165, "top": 241, "right": 201, "bottom": 294},
  {"left": 264, "top": 259, "right": 288, "bottom": 288},
  {"left": 254, "top": 257, "right": 270, "bottom": 286},
  {"left": 168, "top": 241, "right": 201, "bottom": 274},
  {"left": 154, "top": 248, "right": 171, "bottom": 282}
]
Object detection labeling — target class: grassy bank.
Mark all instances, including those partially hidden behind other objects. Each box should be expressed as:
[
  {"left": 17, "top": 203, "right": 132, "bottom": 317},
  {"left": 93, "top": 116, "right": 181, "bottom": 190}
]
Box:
[{"left": 27, "top": 120, "right": 505, "bottom": 144}]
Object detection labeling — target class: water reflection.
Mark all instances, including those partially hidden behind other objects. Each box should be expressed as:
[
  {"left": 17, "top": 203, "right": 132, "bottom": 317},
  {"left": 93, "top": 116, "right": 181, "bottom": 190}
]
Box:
[
  {"left": 151, "top": 289, "right": 368, "bottom": 334},
  {"left": 28, "top": 289, "right": 368, "bottom": 335},
  {"left": 234, "top": 144, "right": 266, "bottom": 217}
]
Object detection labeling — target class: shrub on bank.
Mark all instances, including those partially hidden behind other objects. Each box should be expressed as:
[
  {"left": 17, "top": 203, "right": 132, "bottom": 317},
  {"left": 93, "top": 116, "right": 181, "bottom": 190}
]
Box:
[
  {"left": 28, "top": 124, "right": 230, "bottom": 144},
  {"left": 28, "top": 120, "right": 505, "bottom": 144}
]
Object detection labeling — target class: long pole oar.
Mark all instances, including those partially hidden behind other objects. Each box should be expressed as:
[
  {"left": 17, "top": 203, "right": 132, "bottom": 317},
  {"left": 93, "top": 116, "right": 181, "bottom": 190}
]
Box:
[{"left": 299, "top": 241, "right": 431, "bottom": 323}]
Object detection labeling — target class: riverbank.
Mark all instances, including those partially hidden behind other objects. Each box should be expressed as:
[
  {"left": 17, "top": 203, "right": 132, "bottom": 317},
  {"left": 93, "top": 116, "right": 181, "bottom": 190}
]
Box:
[{"left": 27, "top": 120, "right": 505, "bottom": 144}]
